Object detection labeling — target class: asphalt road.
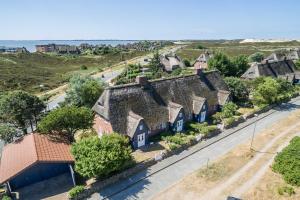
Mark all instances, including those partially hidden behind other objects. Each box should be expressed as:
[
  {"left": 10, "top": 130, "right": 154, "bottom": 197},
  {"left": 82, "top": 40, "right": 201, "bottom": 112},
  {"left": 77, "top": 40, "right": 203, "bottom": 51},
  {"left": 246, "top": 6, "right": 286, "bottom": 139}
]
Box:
[{"left": 88, "top": 97, "right": 300, "bottom": 200}]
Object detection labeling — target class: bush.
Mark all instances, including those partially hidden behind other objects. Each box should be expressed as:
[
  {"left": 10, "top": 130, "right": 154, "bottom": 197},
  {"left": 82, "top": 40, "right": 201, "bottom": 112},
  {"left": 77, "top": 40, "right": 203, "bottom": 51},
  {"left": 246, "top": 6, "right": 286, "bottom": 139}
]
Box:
[
  {"left": 2, "top": 196, "right": 12, "bottom": 200},
  {"left": 248, "top": 52, "right": 264, "bottom": 63},
  {"left": 183, "top": 59, "right": 191, "bottom": 67},
  {"left": 213, "top": 102, "right": 239, "bottom": 123},
  {"left": 277, "top": 186, "right": 295, "bottom": 196},
  {"left": 80, "top": 65, "right": 88, "bottom": 70},
  {"left": 162, "top": 133, "right": 194, "bottom": 149},
  {"left": 187, "top": 122, "right": 217, "bottom": 136},
  {"left": 224, "top": 77, "right": 249, "bottom": 103},
  {"left": 71, "top": 134, "right": 133, "bottom": 178},
  {"left": 272, "top": 136, "right": 300, "bottom": 186},
  {"left": 68, "top": 185, "right": 85, "bottom": 199},
  {"left": 149, "top": 131, "right": 172, "bottom": 143},
  {"left": 196, "top": 44, "right": 206, "bottom": 49},
  {"left": 252, "top": 77, "right": 295, "bottom": 106},
  {"left": 224, "top": 117, "right": 235, "bottom": 126},
  {"left": 171, "top": 68, "right": 182, "bottom": 76}
]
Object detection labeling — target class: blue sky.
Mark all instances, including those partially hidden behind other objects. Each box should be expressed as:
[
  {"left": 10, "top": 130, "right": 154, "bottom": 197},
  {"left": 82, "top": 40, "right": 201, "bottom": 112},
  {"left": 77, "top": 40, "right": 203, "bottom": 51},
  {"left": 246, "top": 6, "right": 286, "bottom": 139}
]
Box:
[{"left": 1, "top": 0, "right": 300, "bottom": 40}]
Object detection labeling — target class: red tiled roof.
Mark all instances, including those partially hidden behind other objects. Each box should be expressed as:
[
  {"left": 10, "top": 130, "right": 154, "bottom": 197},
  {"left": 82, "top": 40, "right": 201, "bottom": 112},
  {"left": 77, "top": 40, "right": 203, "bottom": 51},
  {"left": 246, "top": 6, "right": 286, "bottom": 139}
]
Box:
[{"left": 0, "top": 133, "right": 74, "bottom": 184}]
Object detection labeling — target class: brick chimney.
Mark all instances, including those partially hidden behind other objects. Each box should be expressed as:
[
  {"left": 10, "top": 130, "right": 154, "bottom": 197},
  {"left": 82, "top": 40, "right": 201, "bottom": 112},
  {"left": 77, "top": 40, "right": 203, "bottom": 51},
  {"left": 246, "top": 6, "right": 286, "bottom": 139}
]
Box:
[{"left": 136, "top": 75, "right": 148, "bottom": 86}]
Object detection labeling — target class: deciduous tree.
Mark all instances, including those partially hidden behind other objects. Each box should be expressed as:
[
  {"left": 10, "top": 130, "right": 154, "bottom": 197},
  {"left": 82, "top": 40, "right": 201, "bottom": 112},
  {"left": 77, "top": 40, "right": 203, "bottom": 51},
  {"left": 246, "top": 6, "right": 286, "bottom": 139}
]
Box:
[
  {"left": 0, "top": 91, "right": 45, "bottom": 133},
  {"left": 0, "top": 124, "right": 19, "bottom": 144},
  {"left": 64, "top": 75, "right": 106, "bottom": 108},
  {"left": 224, "top": 77, "right": 249, "bottom": 103},
  {"left": 38, "top": 106, "right": 94, "bottom": 142}
]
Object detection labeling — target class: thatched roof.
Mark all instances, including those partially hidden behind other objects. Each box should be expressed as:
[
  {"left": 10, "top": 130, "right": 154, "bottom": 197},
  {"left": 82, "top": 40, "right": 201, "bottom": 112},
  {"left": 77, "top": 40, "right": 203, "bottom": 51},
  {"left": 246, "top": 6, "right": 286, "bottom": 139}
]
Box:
[
  {"left": 160, "top": 55, "right": 185, "bottom": 72},
  {"left": 241, "top": 60, "right": 297, "bottom": 80},
  {"left": 93, "top": 70, "right": 229, "bottom": 137}
]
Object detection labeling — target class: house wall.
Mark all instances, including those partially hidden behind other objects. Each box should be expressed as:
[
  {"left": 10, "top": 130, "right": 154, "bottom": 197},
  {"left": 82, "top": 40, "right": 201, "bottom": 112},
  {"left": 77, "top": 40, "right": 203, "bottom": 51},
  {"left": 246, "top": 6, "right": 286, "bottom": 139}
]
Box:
[
  {"left": 132, "top": 121, "right": 149, "bottom": 149},
  {"left": 9, "top": 163, "right": 72, "bottom": 190},
  {"left": 170, "top": 109, "right": 185, "bottom": 132},
  {"left": 194, "top": 101, "right": 208, "bottom": 122}
]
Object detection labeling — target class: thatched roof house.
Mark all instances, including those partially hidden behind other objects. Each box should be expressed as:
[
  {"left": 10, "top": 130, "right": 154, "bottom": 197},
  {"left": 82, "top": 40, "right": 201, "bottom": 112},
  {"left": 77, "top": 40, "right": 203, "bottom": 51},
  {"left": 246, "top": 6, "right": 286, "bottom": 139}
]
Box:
[
  {"left": 194, "top": 52, "right": 213, "bottom": 69},
  {"left": 160, "top": 54, "right": 185, "bottom": 72},
  {"left": 265, "top": 49, "right": 300, "bottom": 62},
  {"left": 93, "top": 69, "right": 230, "bottom": 149},
  {"left": 241, "top": 59, "right": 300, "bottom": 83}
]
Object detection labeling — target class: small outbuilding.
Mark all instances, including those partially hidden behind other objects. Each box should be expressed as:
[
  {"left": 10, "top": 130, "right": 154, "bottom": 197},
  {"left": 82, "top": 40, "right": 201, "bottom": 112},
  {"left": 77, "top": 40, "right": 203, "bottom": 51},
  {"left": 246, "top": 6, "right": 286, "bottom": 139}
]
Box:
[{"left": 0, "top": 133, "right": 75, "bottom": 192}]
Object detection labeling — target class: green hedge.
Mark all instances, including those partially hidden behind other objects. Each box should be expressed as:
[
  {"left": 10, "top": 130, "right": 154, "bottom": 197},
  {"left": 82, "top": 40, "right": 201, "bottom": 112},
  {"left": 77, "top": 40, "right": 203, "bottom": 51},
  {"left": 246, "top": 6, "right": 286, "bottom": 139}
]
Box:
[
  {"left": 272, "top": 136, "right": 300, "bottom": 186},
  {"left": 187, "top": 122, "right": 217, "bottom": 136},
  {"left": 162, "top": 133, "right": 194, "bottom": 150},
  {"left": 68, "top": 185, "right": 85, "bottom": 199}
]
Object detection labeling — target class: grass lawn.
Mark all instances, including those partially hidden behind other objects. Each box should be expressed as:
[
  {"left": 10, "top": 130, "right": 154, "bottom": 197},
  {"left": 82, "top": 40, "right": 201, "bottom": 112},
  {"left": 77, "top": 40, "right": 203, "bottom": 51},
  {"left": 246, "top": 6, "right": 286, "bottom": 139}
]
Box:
[{"left": 0, "top": 50, "right": 147, "bottom": 93}]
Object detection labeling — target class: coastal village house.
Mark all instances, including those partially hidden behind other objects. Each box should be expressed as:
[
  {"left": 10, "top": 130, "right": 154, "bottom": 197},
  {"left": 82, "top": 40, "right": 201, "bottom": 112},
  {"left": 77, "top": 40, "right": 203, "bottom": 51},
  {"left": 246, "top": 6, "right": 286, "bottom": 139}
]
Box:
[
  {"left": 193, "top": 52, "right": 213, "bottom": 70},
  {"left": 241, "top": 59, "right": 300, "bottom": 84},
  {"left": 265, "top": 49, "right": 300, "bottom": 62},
  {"left": 159, "top": 54, "right": 185, "bottom": 72},
  {"left": 93, "top": 69, "right": 230, "bottom": 149},
  {"left": 35, "top": 44, "right": 80, "bottom": 54}
]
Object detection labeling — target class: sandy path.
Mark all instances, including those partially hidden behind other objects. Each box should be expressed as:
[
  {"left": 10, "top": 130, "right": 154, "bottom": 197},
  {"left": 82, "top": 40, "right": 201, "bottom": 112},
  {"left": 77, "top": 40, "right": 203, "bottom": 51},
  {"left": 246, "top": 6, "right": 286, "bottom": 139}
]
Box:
[
  {"left": 232, "top": 131, "right": 300, "bottom": 198},
  {"left": 199, "top": 122, "right": 300, "bottom": 200}
]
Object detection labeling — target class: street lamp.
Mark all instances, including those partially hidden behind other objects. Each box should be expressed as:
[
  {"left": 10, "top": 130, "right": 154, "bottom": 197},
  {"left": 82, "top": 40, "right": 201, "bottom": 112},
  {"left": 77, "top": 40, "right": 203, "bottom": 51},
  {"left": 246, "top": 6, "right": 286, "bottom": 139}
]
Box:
[{"left": 250, "top": 114, "right": 259, "bottom": 150}]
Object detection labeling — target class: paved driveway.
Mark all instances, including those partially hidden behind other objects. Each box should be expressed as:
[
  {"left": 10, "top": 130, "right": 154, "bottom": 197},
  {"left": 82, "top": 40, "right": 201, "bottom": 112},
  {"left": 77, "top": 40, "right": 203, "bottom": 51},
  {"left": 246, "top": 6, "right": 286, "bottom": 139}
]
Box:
[{"left": 88, "top": 98, "right": 300, "bottom": 200}]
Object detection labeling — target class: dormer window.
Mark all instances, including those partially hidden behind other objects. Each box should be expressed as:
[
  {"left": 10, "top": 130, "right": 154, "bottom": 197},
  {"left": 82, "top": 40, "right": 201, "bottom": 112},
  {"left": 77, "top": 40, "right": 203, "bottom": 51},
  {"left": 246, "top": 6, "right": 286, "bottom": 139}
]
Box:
[
  {"left": 139, "top": 125, "right": 143, "bottom": 130},
  {"left": 179, "top": 113, "right": 182, "bottom": 118}
]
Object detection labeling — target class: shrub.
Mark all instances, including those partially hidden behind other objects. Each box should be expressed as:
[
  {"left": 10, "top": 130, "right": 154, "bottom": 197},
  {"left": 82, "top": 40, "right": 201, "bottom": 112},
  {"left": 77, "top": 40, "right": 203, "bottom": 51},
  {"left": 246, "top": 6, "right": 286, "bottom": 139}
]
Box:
[
  {"left": 213, "top": 102, "right": 239, "bottom": 123},
  {"left": 196, "top": 44, "right": 206, "bottom": 49},
  {"left": 252, "top": 77, "right": 295, "bottom": 106},
  {"left": 71, "top": 134, "right": 133, "bottom": 178},
  {"left": 277, "top": 186, "right": 295, "bottom": 196},
  {"left": 80, "top": 65, "right": 88, "bottom": 70},
  {"left": 68, "top": 185, "right": 85, "bottom": 199},
  {"left": 187, "top": 122, "right": 217, "bottom": 136},
  {"left": 248, "top": 52, "right": 264, "bottom": 63},
  {"left": 272, "top": 136, "right": 300, "bottom": 186},
  {"left": 224, "top": 77, "right": 249, "bottom": 103},
  {"left": 224, "top": 117, "right": 235, "bottom": 126},
  {"left": 149, "top": 131, "right": 172, "bottom": 143},
  {"left": 162, "top": 133, "right": 194, "bottom": 149},
  {"left": 2, "top": 195, "right": 12, "bottom": 200},
  {"left": 183, "top": 59, "right": 191, "bottom": 67}
]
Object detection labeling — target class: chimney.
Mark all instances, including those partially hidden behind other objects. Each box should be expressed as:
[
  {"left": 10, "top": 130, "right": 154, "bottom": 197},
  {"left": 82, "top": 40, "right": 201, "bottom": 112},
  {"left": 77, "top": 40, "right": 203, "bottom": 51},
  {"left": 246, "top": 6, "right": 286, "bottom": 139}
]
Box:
[
  {"left": 136, "top": 75, "right": 148, "bottom": 86},
  {"left": 195, "top": 68, "right": 203, "bottom": 76}
]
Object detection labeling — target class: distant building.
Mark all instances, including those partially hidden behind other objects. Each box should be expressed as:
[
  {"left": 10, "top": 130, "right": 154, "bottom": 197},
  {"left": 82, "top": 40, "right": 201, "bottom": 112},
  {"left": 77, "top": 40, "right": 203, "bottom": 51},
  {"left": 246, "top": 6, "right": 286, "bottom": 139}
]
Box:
[
  {"left": 265, "top": 49, "right": 300, "bottom": 62},
  {"left": 241, "top": 59, "right": 300, "bottom": 84},
  {"left": 35, "top": 44, "right": 79, "bottom": 54},
  {"left": 0, "top": 46, "right": 29, "bottom": 53},
  {"left": 193, "top": 52, "right": 213, "bottom": 69},
  {"left": 160, "top": 54, "right": 185, "bottom": 72},
  {"left": 0, "top": 133, "right": 75, "bottom": 192},
  {"left": 92, "top": 69, "right": 230, "bottom": 149}
]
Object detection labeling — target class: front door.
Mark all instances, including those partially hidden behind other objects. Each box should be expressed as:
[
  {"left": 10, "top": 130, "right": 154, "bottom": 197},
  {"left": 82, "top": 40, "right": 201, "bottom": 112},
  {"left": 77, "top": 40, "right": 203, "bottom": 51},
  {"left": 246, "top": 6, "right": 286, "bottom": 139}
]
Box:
[
  {"left": 200, "top": 111, "right": 206, "bottom": 122},
  {"left": 137, "top": 133, "right": 145, "bottom": 147},
  {"left": 177, "top": 120, "right": 183, "bottom": 132}
]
